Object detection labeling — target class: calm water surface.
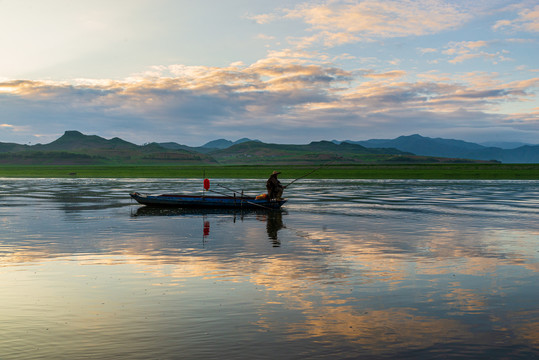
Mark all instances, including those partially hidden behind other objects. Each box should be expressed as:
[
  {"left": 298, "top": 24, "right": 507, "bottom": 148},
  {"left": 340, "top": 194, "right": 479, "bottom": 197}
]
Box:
[{"left": 0, "top": 178, "right": 538, "bottom": 359}]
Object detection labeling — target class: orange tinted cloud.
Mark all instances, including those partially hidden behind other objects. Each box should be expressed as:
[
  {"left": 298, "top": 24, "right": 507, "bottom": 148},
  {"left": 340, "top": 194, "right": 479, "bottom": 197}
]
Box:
[
  {"left": 283, "top": 0, "right": 471, "bottom": 46},
  {"left": 1, "top": 53, "right": 537, "bottom": 144},
  {"left": 494, "top": 4, "right": 539, "bottom": 33}
]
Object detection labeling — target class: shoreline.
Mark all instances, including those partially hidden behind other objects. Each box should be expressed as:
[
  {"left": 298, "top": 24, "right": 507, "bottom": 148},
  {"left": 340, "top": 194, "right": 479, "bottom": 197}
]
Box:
[{"left": 1, "top": 164, "right": 538, "bottom": 179}]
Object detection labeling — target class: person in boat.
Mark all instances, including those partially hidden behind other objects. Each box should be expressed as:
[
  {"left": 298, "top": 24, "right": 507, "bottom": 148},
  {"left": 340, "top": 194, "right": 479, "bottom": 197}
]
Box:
[{"left": 266, "top": 171, "right": 285, "bottom": 200}]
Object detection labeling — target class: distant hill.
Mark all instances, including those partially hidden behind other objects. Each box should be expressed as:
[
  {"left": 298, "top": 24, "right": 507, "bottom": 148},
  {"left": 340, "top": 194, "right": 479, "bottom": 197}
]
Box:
[
  {"left": 0, "top": 141, "right": 30, "bottom": 153},
  {"left": 201, "top": 138, "right": 258, "bottom": 149},
  {"left": 158, "top": 138, "right": 259, "bottom": 154},
  {"left": 156, "top": 142, "right": 206, "bottom": 153},
  {"left": 0, "top": 131, "right": 530, "bottom": 165},
  {"left": 468, "top": 145, "right": 539, "bottom": 163},
  {"left": 0, "top": 131, "right": 217, "bottom": 165},
  {"left": 208, "top": 140, "right": 489, "bottom": 165},
  {"left": 480, "top": 141, "right": 531, "bottom": 149},
  {"left": 349, "top": 134, "right": 484, "bottom": 158},
  {"left": 342, "top": 134, "right": 539, "bottom": 163},
  {"left": 34, "top": 130, "right": 138, "bottom": 151}
]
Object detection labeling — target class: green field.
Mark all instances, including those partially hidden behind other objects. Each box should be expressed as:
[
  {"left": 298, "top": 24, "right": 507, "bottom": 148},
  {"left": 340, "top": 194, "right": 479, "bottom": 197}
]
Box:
[{"left": 0, "top": 164, "right": 538, "bottom": 179}]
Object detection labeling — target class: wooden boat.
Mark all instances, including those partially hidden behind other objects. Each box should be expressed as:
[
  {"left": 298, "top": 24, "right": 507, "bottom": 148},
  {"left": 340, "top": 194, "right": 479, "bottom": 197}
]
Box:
[
  {"left": 130, "top": 192, "right": 287, "bottom": 209},
  {"left": 132, "top": 206, "right": 286, "bottom": 217}
]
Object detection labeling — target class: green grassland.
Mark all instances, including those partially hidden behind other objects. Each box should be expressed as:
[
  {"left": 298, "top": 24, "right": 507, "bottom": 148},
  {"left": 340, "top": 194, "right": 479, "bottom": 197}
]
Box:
[{"left": 0, "top": 164, "right": 538, "bottom": 179}]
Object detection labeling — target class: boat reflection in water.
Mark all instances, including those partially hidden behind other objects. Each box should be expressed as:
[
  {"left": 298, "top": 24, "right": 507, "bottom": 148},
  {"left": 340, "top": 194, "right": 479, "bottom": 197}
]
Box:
[{"left": 132, "top": 206, "right": 286, "bottom": 246}]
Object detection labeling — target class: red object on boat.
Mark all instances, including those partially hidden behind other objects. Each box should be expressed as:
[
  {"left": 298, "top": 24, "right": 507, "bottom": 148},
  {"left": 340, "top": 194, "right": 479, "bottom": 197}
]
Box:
[{"left": 203, "top": 178, "right": 210, "bottom": 190}]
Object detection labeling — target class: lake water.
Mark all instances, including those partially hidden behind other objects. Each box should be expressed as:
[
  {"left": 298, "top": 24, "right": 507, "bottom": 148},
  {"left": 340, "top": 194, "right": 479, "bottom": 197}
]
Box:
[{"left": 0, "top": 178, "right": 537, "bottom": 359}]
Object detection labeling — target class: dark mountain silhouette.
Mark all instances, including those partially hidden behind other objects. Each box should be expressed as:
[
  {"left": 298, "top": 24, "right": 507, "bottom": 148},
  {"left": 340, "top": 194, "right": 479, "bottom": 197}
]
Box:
[
  {"left": 0, "top": 131, "right": 216, "bottom": 165},
  {"left": 0, "top": 141, "right": 29, "bottom": 153},
  {"left": 349, "top": 134, "right": 484, "bottom": 158},
  {"left": 155, "top": 142, "right": 202, "bottom": 152},
  {"left": 208, "top": 140, "right": 462, "bottom": 164},
  {"left": 34, "top": 130, "right": 138, "bottom": 151},
  {"left": 468, "top": 145, "right": 539, "bottom": 163},
  {"left": 341, "top": 134, "right": 539, "bottom": 163},
  {"left": 0, "top": 131, "right": 534, "bottom": 164},
  {"left": 480, "top": 141, "right": 531, "bottom": 149},
  {"left": 201, "top": 138, "right": 258, "bottom": 149},
  {"left": 158, "top": 138, "right": 258, "bottom": 154}
]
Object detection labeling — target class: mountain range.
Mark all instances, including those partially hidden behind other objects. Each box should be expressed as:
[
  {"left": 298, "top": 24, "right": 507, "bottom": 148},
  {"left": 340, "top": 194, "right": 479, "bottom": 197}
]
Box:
[
  {"left": 157, "top": 137, "right": 258, "bottom": 154},
  {"left": 0, "top": 131, "right": 537, "bottom": 165},
  {"left": 337, "top": 134, "right": 539, "bottom": 163}
]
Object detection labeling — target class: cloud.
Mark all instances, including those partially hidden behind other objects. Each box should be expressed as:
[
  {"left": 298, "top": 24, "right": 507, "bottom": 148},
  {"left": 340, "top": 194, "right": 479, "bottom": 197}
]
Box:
[
  {"left": 437, "top": 40, "right": 513, "bottom": 64},
  {"left": 276, "top": 0, "right": 472, "bottom": 47},
  {"left": 493, "top": 4, "right": 539, "bottom": 33},
  {"left": 1, "top": 55, "right": 538, "bottom": 145},
  {"left": 419, "top": 48, "right": 438, "bottom": 55},
  {"left": 359, "top": 70, "right": 407, "bottom": 79},
  {"left": 246, "top": 13, "right": 277, "bottom": 25},
  {"left": 0, "top": 61, "right": 352, "bottom": 143},
  {"left": 255, "top": 34, "right": 276, "bottom": 41}
]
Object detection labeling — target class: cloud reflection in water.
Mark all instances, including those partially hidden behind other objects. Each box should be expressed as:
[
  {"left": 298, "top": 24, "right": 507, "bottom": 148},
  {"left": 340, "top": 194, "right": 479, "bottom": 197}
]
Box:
[{"left": 0, "top": 179, "right": 537, "bottom": 359}]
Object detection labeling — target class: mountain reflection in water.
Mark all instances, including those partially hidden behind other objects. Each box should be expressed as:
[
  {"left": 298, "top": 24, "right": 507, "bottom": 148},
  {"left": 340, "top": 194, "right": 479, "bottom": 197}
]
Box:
[{"left": 0, "top": 178, "right": 537, "bottom": 359}]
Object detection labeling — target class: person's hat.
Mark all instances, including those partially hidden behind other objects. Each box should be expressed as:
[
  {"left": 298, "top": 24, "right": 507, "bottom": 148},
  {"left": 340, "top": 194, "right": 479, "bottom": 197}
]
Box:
[{"left": 272, "top": 171, "right": 281, "bottom": 175}]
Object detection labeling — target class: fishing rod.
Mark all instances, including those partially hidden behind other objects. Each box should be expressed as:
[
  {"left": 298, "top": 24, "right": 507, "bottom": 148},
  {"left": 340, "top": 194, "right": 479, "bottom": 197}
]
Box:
[
  {"left": 207, "top": 188, "right": 235, "bottom": 198},
  {"left": 217, "top": 183, "right": 250, "bottom": 197},
  {"left": 283, "top": 160, "right": 335, "bottom": 188}
]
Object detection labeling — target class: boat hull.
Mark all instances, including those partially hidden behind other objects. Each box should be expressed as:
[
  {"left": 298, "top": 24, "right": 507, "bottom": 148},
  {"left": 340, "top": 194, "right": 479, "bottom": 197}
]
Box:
[{"left": 130, "top": 192, "right": 286, "bottom": 209}]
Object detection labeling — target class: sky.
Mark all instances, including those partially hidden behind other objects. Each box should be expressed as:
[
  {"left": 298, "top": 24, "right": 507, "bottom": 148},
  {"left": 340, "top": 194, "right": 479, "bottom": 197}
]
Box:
[{"left": 0, "top": 0, "right": 538, "bottom": 146}]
